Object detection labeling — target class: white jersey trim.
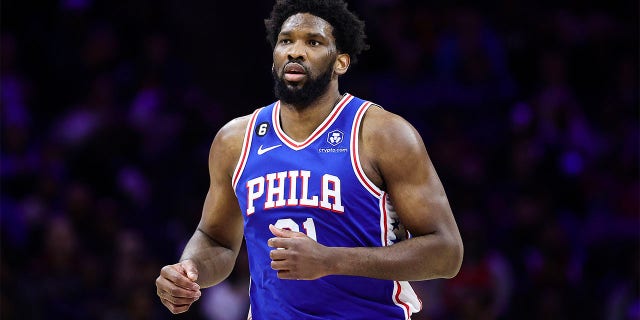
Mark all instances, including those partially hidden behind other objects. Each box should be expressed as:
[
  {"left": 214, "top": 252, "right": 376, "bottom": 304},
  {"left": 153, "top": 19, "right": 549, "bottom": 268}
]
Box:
[
  {"left": 273, "top": 94, "right": 354, "bottom": 150},
  {"left": 232, "top": 108, "right": 262, "bottom": 189},
  {"left": 380, "top": 195, "right": 422, "bottom": 319},
  {"left": 350, "top": 101, "right": 383, "bottom": 198},
  {"left": 393, "top": 280, "right": 422, "bottom": 319}
]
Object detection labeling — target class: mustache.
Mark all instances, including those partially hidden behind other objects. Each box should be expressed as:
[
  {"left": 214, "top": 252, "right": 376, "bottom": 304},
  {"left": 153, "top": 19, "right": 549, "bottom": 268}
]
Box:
[{"left": 282, "top": 58, "right": 309, "bottom": 73}]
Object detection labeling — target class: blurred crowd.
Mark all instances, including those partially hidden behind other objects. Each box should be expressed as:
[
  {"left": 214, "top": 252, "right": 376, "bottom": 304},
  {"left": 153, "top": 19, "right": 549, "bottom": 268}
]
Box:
[{"left": 1, "top": 0, "right": 638, "bottom": 319}]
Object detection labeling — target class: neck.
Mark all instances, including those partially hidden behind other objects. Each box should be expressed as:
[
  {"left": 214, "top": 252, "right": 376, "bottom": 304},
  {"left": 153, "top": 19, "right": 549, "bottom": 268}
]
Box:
[{"left": 279, "top": 82, "right": 343, "bottom": 142}]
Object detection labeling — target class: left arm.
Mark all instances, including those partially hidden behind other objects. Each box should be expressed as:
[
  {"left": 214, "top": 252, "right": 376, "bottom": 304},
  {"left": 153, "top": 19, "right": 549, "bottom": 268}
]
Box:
[{"left": 269, "top": 107, "right": 463, "bottom": 281}]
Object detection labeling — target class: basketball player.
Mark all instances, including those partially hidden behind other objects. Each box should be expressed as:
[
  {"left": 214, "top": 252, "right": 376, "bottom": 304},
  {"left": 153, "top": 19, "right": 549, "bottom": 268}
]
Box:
[{"left": 155, "top": 0, "right": 463, "bottom": 318}]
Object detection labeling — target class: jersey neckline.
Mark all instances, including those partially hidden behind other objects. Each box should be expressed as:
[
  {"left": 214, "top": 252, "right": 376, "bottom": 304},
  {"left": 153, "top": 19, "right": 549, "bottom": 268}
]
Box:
[{"left": 272, "top": 93, "right": 354, "bottom": 151}]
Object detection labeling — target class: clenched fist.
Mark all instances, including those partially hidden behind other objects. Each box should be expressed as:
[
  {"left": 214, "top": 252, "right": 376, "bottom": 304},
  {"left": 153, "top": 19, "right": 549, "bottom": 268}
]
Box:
[
  {"left": 268, "top": 224, "right": 334, "bottom": 280},
  {"left": 155, "top": 259, "right": 202, "bottom": 314}
]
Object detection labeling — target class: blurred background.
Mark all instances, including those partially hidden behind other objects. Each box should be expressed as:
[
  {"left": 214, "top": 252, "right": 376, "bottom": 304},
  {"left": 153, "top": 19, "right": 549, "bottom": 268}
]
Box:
[{"left": 1, "top": 0, "right": 638, "bottom": 319}]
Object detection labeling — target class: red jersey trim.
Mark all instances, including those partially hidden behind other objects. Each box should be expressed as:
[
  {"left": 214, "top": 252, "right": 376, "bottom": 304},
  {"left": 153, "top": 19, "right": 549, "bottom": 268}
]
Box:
[
  {"left": 380, "top": 193, "right": 389, "bottom": 247},
  {"left": 381, "top": 196, "right": 412, "bottom": 319},
  {"left": 394, "top": 281, "right": 411, "bottom": 320},
  {"left": 350, "top": 101, "right": 383, "bottom": 198},
  {"left": 232, "top": 108, "right": 262, "bottom": 189},
  {"left": 273, "top": 94, "right": 354, "bottom": 150}
]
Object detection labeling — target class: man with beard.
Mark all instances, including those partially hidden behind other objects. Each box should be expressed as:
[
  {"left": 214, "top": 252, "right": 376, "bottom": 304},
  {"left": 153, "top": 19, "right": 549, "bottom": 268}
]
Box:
[{"left": 155, "top": 0, "right": 463, "bottom": 319}]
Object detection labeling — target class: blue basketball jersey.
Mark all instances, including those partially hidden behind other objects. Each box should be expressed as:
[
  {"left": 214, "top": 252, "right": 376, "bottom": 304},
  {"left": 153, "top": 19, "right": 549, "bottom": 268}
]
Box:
[{"left": 232, "top": 94, "right": 421, "bottom": 319}]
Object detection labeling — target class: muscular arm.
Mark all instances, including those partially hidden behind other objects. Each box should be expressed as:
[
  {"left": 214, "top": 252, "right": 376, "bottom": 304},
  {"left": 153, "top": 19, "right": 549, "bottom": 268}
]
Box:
[
  {"left": 180, "top": 116, "right": 248, "bottom": 287},
  {"left": 269, "top": 107, "right": 463, "bottom": 281},
  {"left": 156, "top": 115, "right": 251, "bottom": 314}
]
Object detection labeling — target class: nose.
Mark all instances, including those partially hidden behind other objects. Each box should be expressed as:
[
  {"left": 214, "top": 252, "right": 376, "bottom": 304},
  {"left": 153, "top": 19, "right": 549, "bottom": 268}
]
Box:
[{"left": 286, "top": 40, "right": 306, "bottom": 61}]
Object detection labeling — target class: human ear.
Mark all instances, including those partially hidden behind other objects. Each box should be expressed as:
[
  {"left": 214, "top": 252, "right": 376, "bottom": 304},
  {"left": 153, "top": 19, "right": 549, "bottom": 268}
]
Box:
[{"left": 333, "top": 53, "right": 350, "bottom": 76}]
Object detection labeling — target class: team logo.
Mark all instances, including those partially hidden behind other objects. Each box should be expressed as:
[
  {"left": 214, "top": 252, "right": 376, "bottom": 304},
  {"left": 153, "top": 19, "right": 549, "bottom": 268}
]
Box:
[{"left": 327, "top": 130, "right": 344, "bottom": 146}]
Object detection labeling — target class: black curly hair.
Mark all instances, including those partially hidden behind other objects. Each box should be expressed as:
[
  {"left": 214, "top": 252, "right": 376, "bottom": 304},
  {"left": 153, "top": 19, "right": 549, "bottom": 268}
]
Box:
[{"left": 265, "top": 0, "right": 369, "bottom": 64}]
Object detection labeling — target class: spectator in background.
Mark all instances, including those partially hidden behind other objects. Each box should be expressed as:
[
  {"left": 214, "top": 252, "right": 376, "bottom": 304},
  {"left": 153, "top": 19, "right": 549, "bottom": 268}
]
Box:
[{"left": 1, "top": 0, "right": 637, "bottom": 319}]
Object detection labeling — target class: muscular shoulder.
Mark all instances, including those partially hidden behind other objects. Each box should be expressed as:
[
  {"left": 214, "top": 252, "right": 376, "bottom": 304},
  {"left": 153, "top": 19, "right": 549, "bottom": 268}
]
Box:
[
  {"left": 215, "top": 114, "right": 253, "bottom": 146},
  {"left": 361, "top": 106, "right": 425, "bottom": 156},
  {"left": 360, "top": 106, "right": 428, "bottom": 184},
  {"left": 210, "top": 113, "right": 255, "bottom": 177}
]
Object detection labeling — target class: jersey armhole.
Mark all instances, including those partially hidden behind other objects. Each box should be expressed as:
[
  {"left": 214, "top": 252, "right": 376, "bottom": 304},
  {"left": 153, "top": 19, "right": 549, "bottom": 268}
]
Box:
[
  {"left": 349, "top": 102, "right": 384, "bottom": 198},
  {"left": 232, "top": 108, "right": 262, "bottom": 189}
]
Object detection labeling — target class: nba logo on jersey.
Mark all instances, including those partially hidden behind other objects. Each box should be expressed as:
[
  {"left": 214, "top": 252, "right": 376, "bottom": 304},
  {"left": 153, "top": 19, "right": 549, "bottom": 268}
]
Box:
[{"left": 327, "top": 129, "right": 344, "bottom": 146}]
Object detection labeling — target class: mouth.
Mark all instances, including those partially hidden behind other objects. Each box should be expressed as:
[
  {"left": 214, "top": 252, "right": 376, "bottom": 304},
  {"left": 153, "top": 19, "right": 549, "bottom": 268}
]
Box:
[{"left": 283, "top": 62, "right": 307, "bottom": 82}]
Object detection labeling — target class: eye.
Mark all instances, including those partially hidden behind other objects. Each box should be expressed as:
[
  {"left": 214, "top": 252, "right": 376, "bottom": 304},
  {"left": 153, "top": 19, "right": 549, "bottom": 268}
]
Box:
[
  {"left": 279, "top": 39, "right": 291, "bottom": 45},
  {"left": 309, "top": 40, "right": 320, "bottom": 46}
]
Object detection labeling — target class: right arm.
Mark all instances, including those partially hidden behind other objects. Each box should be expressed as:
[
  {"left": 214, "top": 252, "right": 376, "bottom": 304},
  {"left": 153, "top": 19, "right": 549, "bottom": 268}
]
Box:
[
  {"left": 180, "top": 114, "right": 249, "bottom": 287},
  {"left": 155, "top": 115, "right": 250, "bottom": 314}
]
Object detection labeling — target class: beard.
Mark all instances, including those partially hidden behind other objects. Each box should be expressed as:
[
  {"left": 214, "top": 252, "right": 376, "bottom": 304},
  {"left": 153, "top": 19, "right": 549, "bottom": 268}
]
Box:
[{"left": 272, "top": 60, "right": 333, "bottom": 108}]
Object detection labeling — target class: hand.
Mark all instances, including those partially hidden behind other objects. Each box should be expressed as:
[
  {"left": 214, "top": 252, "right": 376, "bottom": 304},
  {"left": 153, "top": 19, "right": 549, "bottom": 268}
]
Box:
[
  {"left": 155, "top": 259, "right": 202, "bottom": 314},
  {"left": 267, "top": 224, "right": 333, "bottom": 280}
]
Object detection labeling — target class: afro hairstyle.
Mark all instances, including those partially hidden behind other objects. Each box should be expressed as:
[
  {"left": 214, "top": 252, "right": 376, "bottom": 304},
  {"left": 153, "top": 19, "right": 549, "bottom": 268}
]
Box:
[{"left": 265, "top": 0, "right": 369, "bottom": 64}]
